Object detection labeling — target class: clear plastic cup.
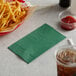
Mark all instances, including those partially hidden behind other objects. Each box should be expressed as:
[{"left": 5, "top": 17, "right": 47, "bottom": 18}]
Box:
[
  {"left": 55, "top": 45, "right": 76, "bottom": 76},
  {"left": 59, "top": 8, "right": 76, "bottom": 30}
]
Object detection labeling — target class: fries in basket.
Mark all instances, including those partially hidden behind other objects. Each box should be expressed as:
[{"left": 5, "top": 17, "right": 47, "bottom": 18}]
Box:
[{"left": 0, "top": 0, "right": 30, "bottom": 31}]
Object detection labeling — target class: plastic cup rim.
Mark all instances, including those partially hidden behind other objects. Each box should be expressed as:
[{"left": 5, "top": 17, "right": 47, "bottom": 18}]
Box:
[{"left": 55, "top": 45, "right": 76, "bottom": 67}]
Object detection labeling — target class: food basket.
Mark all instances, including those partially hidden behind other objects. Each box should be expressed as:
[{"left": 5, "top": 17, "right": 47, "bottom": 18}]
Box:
[{"left": 0, "top": 0, "right": 36, "bottom": 36}]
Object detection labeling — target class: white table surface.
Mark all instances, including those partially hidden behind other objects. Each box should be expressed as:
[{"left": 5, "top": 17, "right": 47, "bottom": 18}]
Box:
[{"left": 0, "top": 0, "right": 76, "bottom": 76}]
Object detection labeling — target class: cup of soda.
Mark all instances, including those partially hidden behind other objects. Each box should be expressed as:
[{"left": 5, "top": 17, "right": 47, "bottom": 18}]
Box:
[{"left": 55, "top": 45, "right": 76, "bottom": 76}]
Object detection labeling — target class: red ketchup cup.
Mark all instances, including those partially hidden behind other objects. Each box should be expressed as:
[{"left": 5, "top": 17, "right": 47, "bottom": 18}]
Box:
[
  {"left": 0, "top": 0, "right": 35, "bottom": 36},
  {"left": 59, "top": 9, "right": 76, "bottom": 31}
]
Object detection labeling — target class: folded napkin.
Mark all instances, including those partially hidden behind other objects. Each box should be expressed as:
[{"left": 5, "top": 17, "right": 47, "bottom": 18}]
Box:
[{"left": 8, "top": 24, "right": 66, "bottom": 63}]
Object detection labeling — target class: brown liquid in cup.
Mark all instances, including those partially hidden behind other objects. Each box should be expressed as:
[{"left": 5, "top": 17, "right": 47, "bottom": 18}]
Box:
[{"left": 56, "top": 48, "right": 76, "bottom": 76}]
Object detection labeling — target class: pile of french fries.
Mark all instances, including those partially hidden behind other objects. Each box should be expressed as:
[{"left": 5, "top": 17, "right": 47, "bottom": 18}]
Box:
[{"left": 0, "top": 0, "right": 28, "bottom": 31}]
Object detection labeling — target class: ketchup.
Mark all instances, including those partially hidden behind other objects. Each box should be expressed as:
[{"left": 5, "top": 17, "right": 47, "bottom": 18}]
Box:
[{"left": 61, "top": 16, "right": 76, "bottom": 30}]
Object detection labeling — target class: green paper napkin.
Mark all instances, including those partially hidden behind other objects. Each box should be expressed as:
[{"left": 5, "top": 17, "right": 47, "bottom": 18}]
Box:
[{"left": 8, "top": 24, "right": 66, "bottom": 63}]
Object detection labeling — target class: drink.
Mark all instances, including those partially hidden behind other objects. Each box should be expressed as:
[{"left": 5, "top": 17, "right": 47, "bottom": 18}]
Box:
[
  {"left": 59, "top": 0, "right": 71, "bottom": 8},
  {"left": 55, "top": 45, "right": 76, "bottom": 76}
]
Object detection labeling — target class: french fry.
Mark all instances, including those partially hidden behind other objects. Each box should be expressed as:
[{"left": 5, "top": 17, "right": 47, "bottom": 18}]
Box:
[
  {"left": 0, "top": 0, "right": 29, "bottom": 32},
  {"left": 0, "top": 0, "right": 4, "bottom": 3},
  {"left": 0, "top": 4, "right": 4, "bottom": 13},
  {"left": 0, "top": 7, "right": 5, "bottom": 19},
  {"left": 7, "top": 2, "right": 16, "bottom": 22}
]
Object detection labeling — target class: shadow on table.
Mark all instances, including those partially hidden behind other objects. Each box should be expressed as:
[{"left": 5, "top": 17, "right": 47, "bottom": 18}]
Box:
[
  {"left": 56, "top": 22, "right": 69, "bottom": 32},
  {"left": 36, "top": 4, "right": 66, "bottom": 15},
  {"left": 36, "top": 4, "right": 72, "bottom": 33}
]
